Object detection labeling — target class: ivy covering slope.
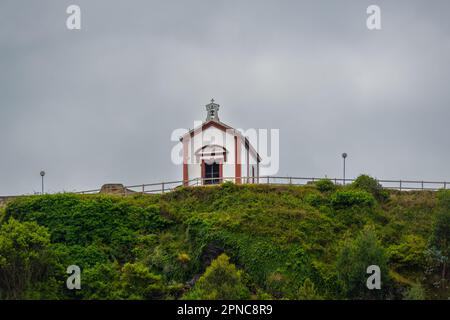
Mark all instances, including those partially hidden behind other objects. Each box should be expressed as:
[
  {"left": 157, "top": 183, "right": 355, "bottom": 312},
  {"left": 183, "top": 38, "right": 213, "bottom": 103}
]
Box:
[{"left": 1, "top": 175, "right": 449, "bottom": 300}]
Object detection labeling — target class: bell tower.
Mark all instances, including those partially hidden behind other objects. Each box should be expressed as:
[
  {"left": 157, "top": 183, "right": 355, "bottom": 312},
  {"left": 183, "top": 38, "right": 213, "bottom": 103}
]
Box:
[{"left": 205, "top": 99, "right": 220, "bottom": 121}]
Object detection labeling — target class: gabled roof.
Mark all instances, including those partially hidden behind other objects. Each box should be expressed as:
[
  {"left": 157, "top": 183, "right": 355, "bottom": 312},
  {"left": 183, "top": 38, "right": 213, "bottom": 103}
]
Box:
[
  {"left": 180, "top": 119, "right": 261, "bottom": 162},
  {"left": 180, "top": 119, "right": 233, "bottom": 140}
]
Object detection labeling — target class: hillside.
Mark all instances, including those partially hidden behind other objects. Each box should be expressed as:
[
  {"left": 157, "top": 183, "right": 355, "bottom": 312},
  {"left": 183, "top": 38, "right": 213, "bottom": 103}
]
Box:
[{"left": 1, "top": 176, "right": 449, "bottom": 300}]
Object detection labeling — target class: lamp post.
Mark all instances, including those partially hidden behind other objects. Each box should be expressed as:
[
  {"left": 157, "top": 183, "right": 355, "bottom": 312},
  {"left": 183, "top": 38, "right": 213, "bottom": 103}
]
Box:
[
  {"left": 342, "top": 153, "right": 347, "bottom": 185},
  {"left": 40, "top": 170, "right": 45, "bottom": 194}
]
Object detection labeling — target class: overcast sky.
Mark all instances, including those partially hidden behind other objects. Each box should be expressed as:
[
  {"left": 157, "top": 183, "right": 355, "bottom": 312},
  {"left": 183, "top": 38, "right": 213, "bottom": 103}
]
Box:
[{"left": 1, "top": 0, "right": 450, "bottom": 195}]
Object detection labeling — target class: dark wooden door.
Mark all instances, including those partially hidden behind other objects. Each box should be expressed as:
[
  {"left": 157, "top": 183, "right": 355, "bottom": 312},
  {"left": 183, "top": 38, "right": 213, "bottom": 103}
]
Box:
[{"left": 204, "top": 162, "right": 220, "bottom": 184}]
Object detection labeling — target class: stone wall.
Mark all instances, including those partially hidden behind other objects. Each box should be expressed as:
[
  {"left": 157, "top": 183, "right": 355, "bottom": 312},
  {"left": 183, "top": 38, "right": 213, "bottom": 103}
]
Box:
[{"left": 99, "top": 184, "right": 136, "bottom": 195}]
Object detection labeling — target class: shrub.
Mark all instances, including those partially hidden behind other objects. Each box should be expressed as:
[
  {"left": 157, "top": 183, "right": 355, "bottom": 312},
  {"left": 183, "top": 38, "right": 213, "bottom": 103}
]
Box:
[
  {"left": 221, "top": 181, "right": 237, "bottom": 190},
  {"left": 352, "top": 175, "right": 389, "bottom": 202},
  {"left": 335, "top": 225, "right": 389, "bottom": 299},
  {"left": 387, "top": 235, "right": 427, "bottom": 270},
  {"left": 177, "top": 252, "right": 191, "bottom": 264},
  {"left": 183, "top": 253, "right": 250, "bottom": 300},
  {"left": 429, "top": 196, "right": 450, "bottom": 283},
  {"left": 81, "top": 262, "right": 179, "bottom": 300},
  {"left": 315, "top": 179, "right": 336, "bottom": 193},
  {"left": 331, "top": 190, "right": 375, "bottom": 209},
  {"left": 81, "top": 262, "right": 122, "bottom": 299},
  {"left": 0, "top": 218, "right": 61, "bottom": 299},
  {"left": 5, "top": 194, "right": 172, "bottom": 263},
  {"left": 266, "top": 271, "right": 287, "bottom": 298},
  {"left": 437, "top": 189, "right": 450, "bottom": 210},
  {"left": 403, "top": 282, "right": 426, "bottom": 300},
  {"left": 297, "top": 278, "right": 323, "bottom": 300},
  {"left": 120, "top": 262, "right": 168, "bottom": 299},
  {"left": 0, "top": 206, "right": 6, "bottom": 223},
  {"left": 305, "top": 193, "right": 329, "bottom": 208}
]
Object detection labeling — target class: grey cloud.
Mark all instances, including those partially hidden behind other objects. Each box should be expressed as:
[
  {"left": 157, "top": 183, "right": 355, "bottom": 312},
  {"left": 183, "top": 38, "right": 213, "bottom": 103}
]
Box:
[{"left": 1, "top": 0, "right": 450, "bottom": 195}]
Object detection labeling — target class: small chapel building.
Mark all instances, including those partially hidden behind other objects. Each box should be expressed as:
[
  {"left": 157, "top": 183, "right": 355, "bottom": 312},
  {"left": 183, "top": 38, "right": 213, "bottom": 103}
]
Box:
[{"left": 181, "top": 100, "right": 261, "bottom": 186}]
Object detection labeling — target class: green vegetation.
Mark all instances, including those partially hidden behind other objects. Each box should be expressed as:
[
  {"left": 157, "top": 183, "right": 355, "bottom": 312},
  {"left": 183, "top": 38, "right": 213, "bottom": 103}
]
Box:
[
  {"left": 314, "top": 179, "right": 336, "bottom": 193},
  {"left": 428, "top": 190, "right": 450, "bottom": 289},
  {"left": 352, "top": 175, "right": 389, "bottom": 202},
  {"left": 335, "top": 225, "right": 389, "bottom": 299},
  {"left": 297, "top": 278, "right": 323, "bottom": 300},
  {"left": 403, "top": 282, "right": 426, "bottom": 300},
  {"left": 0, "top": 175, "right": 449, "bottom": 300},
  {"left": 182, "top": 253, "right": 250, "bottom": 300},
  {"left": 0, "top": 218, "right": 62, "bottom": 299}
]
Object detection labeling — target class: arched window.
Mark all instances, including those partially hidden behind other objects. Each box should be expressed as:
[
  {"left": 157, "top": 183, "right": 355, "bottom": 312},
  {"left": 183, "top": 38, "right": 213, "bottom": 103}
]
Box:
[{"left": 194, "top": 145, "right": 228, "bottom": 163}]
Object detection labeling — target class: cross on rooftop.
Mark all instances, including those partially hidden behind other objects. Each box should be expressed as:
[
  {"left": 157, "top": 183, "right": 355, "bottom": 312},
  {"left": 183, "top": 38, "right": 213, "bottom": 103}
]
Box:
[{"left": 205, "top": 98, "right": 220, "bottom": 121}]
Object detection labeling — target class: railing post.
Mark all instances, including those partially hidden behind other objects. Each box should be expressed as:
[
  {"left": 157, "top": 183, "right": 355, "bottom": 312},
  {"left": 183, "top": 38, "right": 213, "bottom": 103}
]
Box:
[
  {"left": 142, "top": 184, "right": 145, "bottom": 194},
  {"left": 162, "top": 182, "right": 165, "bottom": 193},
  {"left": 421, "top": 181, "right": 424, "bottom": 190},
  {"left": 267, "top": 176, "right": 270, "bottom": 184},
  {"left": 444, "top": 182, "right": 447, "bottom": 190},
  {"left": 399, "top": 180, "right": 402, "bottom": 191},
  {"left": 289, "top": 177, "right": 292, "bottom": 184}
]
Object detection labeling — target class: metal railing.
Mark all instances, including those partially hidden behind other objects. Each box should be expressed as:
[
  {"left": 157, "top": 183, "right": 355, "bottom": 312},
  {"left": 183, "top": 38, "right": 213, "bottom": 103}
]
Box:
[{"left": 75, "top": 176, "right": 450, "bottom": 195}]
